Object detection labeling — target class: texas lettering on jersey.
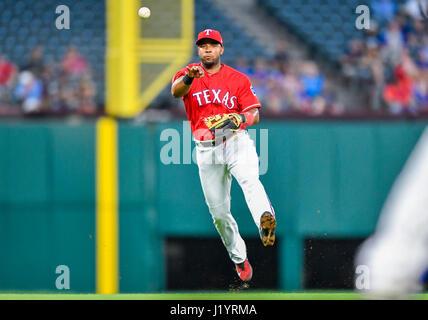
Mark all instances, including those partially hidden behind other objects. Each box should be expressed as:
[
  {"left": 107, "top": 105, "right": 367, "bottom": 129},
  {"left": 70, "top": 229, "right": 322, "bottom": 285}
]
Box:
[
  {"left": 172, "top": 63, "right": 261, "bottom": 141},
  {"left": 192, "top": 89, "right": 237, "bottom": 109}
]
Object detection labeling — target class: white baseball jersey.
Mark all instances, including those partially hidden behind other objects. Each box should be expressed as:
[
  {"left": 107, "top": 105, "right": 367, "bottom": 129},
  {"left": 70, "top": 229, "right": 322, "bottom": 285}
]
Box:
[{"left": 356, "top": 127, "right": 428, "bottom": 298}]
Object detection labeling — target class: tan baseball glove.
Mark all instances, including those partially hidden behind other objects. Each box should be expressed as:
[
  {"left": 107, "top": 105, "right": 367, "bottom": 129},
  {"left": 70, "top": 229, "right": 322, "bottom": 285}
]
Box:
[{"left": 204, "top": 113, "right": 246, "bottom": 137}]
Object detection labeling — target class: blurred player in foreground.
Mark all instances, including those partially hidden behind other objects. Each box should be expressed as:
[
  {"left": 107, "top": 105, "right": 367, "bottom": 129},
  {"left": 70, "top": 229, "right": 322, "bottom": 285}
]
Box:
[
  {"left": 171, "top": 29, "right": 276, "bottom": 283},
  {"left": 356, "top": 128, "right": 428, "bottom": 299}
]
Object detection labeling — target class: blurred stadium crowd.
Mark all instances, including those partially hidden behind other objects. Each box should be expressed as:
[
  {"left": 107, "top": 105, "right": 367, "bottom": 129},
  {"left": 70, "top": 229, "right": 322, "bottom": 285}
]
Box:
[
  {"left": 0, "top": 0, "right": 426, "bottom": 118},
  {"left": 340, "top": 0, "right": 428, "bottom": 115},
  {"left": 234, "top": 49, "right": 342, "bottom": 116},
  {"left": 0, "top": 45, "right": 97, "bottom": 115}
]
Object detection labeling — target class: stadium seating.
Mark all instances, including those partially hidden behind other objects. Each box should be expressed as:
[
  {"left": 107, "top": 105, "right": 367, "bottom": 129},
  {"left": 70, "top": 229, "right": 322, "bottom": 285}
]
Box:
[
  {"left": 259, "top": 0, "right": 371, "bottom": 62},
  {"left": 194, "top": 0, "right": 270, "bottom": 64},
  {"left": 0, "top": 0, "right": 269, "bottom": 108},
  {"left": 0, "top": 0, "right": 106, "bottom": 103}
]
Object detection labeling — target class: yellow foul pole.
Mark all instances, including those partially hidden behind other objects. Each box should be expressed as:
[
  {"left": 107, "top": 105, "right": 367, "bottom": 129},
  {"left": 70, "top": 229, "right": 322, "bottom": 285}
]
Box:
[
  {"left": 96, "top": 0, "right": 140, "bottom": 294},
  {"left": 106, "top": 0, "right": 140, "bottom": 118},
  {"left": 97, "top": 0, "right": 194, "bottom": 294},
  {"left": 96, "top": 116, "right": 119, "bottom": 294}
]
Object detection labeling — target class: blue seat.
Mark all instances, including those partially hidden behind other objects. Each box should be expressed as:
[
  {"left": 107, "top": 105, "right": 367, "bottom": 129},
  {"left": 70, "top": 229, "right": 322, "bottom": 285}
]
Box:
[
  {"left": 0, "top": 0, "right": 271, "bottom": 107},
  {"left": 259, "top": 0, "right": 365, "bottom": 62}
]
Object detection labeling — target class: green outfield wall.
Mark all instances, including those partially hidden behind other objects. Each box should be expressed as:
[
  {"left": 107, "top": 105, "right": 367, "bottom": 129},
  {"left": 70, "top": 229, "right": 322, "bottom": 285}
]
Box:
[{"left": 0, "top": 119, "right": 426, "bottom": 292}]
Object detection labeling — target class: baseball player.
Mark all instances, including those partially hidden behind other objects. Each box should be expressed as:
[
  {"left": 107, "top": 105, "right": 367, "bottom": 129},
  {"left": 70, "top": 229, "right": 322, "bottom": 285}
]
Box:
[
  {"left": 355, "top": 127, "right": 428, "bottom": 298},
  {"left": 171, "top": 29, "right": 277, "bottom": 282}
]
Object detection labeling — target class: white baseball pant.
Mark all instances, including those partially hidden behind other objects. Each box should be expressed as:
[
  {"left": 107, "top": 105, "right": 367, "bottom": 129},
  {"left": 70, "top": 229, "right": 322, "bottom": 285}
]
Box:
[{"left": 195, "top": 130, "right": 275, "bottom": 264}]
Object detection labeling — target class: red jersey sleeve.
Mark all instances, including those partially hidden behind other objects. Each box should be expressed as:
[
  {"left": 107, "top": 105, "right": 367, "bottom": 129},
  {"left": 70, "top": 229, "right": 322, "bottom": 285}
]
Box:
[
  {"left": 172, "top": 66, "right": 187, "bottom": 84},
  {"left": 237, "top": 76, "right": 261, "bottom": 113}
]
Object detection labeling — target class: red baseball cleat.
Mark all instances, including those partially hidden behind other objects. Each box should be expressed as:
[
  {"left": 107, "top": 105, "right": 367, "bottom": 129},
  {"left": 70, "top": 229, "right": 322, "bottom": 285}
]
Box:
[{"left": 235, "top": 258, "right": 253, "bottom": 282}]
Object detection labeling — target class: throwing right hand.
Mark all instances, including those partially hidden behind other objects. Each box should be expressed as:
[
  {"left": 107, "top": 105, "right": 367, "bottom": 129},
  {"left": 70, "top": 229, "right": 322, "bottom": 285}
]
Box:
[{"left": 186, "top": 66, "right": 204, "bottom": 78}]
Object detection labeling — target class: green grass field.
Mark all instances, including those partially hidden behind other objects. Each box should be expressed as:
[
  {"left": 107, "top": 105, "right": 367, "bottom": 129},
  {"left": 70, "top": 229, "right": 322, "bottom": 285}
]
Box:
[{"left": 0, "top": 291, "right": 427, "bottom": 300}]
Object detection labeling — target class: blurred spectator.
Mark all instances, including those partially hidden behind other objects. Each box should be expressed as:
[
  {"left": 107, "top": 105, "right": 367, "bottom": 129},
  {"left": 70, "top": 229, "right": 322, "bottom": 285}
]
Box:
[
  {"left": 323, "top": 81, "right": 344, "bottom": 115},
  {"left": 43, "top": 63, "right": 63, "bottom": 112},
  {"left": 249, "top": 57, "right": 270, "bottom": 106},
  {"left": 379, "top": 19, "right": 405, "bottom": 66},
  {"left": 264, "top": 61, "right": 286, "bottom": 113},
  {"left": 383, "top": 65, "right": 412, "bottom": 114},
  {"left": 298, "top": 61, "right": 324, "bottom": 113},
  {"left": 62, "top": 46, "right": 88, "bottom": 78},
  {"left": 372, "top": 0, "right": 398, "bottom": 24},
  {"left": 0, "top": 54, "right": 17, "bottom": 103},
  {"left": 60, "top": 71, "right": 79, "bottom": 112},
  {"left": 405, "top": 0, "right": 427, "bottom": 20},
  {"left": 273, "top": 40, "right": 289, "bottom": 73},
  {"left": 383, "top": 51, "right": 418, "bottom": 114},
  {"left": 417, "top": 47, "right": 428, "bottom": 70},
  {"left": 409, "top": 18, "right": 426, "bottom": 44},
  {"left": 58, "top": 46, "right": 96, "bottom": 113},
  {"left": 235, "top": 57, "right": 252, "bottom": 76},
  {"left": 14, "top": 71, "right": 43, "bottom": 113},
  {"left": 279, "top": 63, "right": 302, "bottom": 112},
  {"left": 407, "top": 32, "right": 421, "bottom": 62},
  {"left": 77, "top": 74, "right": 97, "bottom": 115},
  {"left": 413, "top": 72, "right": 428, "bottom": 111},
  {"left": 361, "top": 40, "right": 385, "bottom": 110},
  {"left": 21, "top": 46, "right": 45, "bottom": 78},
  {"left": 340, "top": 39, "right": 365, "bottom": 86}
]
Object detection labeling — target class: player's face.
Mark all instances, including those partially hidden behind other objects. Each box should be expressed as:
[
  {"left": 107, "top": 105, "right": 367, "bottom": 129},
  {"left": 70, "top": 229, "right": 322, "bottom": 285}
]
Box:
[{"left": 197, "top": 39, "right": 224, "bottom": 68}]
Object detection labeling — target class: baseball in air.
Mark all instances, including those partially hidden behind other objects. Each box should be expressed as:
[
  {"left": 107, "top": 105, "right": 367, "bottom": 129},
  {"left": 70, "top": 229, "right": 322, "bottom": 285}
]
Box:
[{"left": 138, "top": 7, "right": 151, "bottom": 18}]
